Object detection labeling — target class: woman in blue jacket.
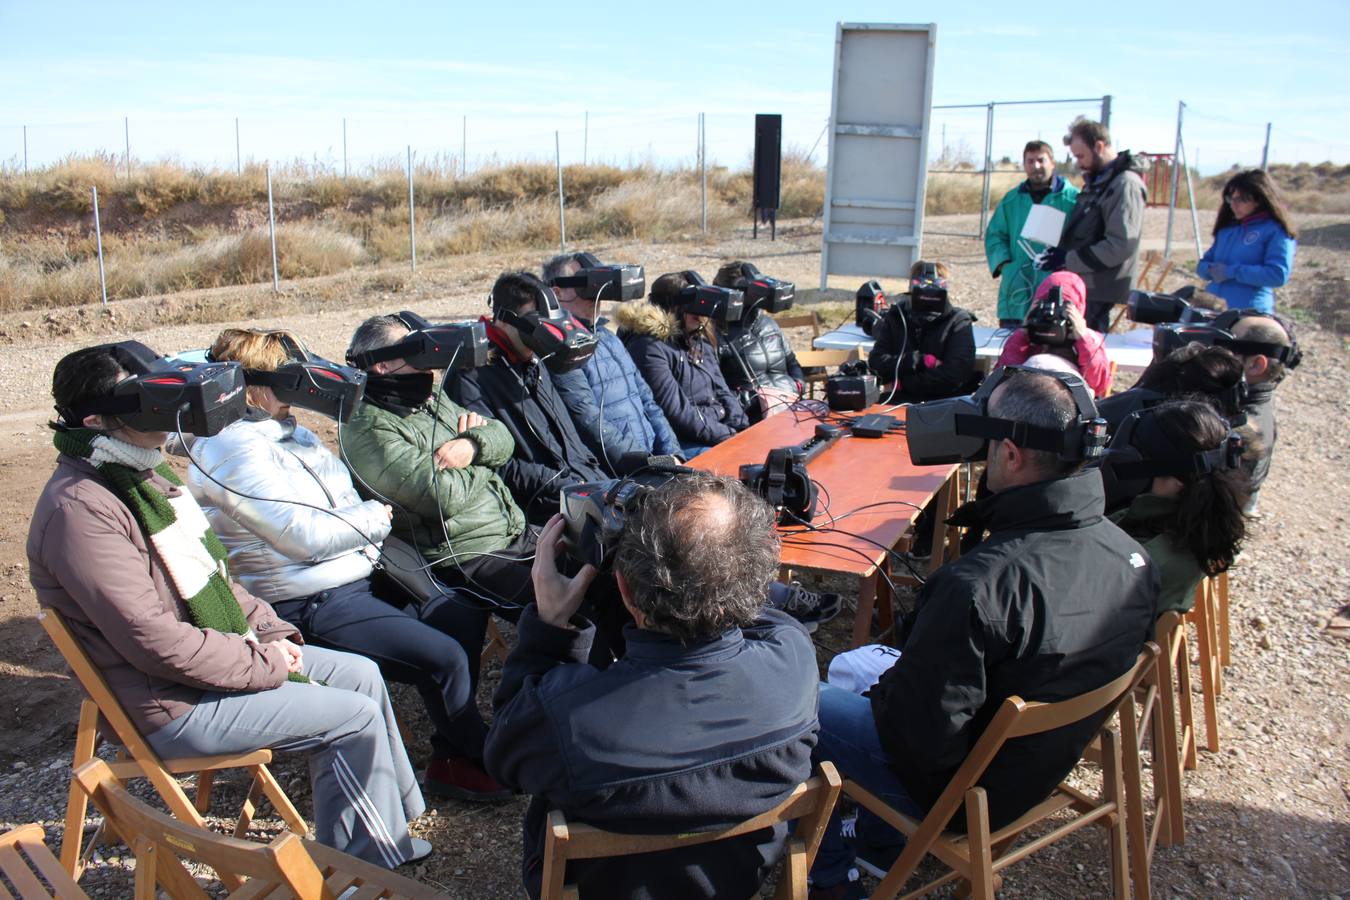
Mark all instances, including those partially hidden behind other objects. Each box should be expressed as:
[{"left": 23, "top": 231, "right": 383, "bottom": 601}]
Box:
[{"left": 1197, "top": 169, "right": 1297, "bottom": 313}]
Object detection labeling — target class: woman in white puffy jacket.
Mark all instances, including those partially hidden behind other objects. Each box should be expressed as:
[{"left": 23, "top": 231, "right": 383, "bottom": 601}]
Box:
[{"left": 188, "top": 328, "right": 509, "bottom": 802}]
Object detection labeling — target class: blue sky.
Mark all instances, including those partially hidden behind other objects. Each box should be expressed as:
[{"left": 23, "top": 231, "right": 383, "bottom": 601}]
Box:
[{"left": 2, "top": 1, "right": 1348, "bottom": 174}]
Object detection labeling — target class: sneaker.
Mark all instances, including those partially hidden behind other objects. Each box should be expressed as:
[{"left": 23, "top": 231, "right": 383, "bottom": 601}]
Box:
[
  {"left": 840, "top": 813, "right": 902, "bottom": 880},
  {"left": 423, "top": 757, "right": 512, "bottom": 802},
  {"left": 807, "top": 868, "right": 867, "bottom": 900},
  {"left": 776, "top": 582, "right": 842, "bottom": 634},
  {"left": 400, "top": 837, "right": 434, "bottom": 868}
]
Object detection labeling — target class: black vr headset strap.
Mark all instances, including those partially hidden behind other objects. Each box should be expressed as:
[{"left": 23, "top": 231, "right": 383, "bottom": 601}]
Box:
[
  {"left": 346, "top": 312, "right": 429, "bottom": 368},
  {"left": 953, "top": 414, "right": 1074, "bottom": 454},
  {"left": 59, "top": 340, "right": 166, "bottom": 424},
  {"left": 548, "top": 252, "right": 602, "bottom": 289}
]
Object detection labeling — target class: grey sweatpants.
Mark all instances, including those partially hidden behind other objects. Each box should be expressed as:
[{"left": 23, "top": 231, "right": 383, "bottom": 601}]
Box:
[{"left": 147, "top": 645, "right": 425, "bottom": 868}]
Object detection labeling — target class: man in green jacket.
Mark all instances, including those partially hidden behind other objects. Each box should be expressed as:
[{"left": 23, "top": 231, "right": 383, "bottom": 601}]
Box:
[
  {"left": 341, "top": 314, "right": 537, "bottom": 608},
  {"left": 985, "top": 140, "right": 1080, "bottom": 326}
]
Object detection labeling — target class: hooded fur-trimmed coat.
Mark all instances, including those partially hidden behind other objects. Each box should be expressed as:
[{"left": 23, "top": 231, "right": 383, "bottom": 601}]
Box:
[{"left": 613, "top": 301, "right": 749, "bottom": 453}]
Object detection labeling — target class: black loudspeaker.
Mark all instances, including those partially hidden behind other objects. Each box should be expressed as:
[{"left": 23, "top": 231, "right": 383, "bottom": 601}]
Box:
[{"left": 753, "top": 114, "right": 783, "bottom": 212}]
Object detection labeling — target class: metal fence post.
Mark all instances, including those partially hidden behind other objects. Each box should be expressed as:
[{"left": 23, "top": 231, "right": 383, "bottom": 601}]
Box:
[
  {"left": 583, "top": 111, "right": 589, "bottom": 166},
  {"left": 124, "top": 117, "right": 131, "bottom": 179},
  {"left": 555, "top": 131, "right": 566, "bottom": 252},
  {"left": 1165, "top": 101, "right": 1184, "bottom": 259},
  {"left": 92, "top": 186, "right": 108, "bottom": 306},
  {"left": 343, "top": 118, "right": 348, "bottom": 178},
  {"left": 700, "top": 113, "right": 707, "bottom": 233},
  {"left": 266, "top": 165, "right": 279, "bottom": 292},
  {"left": 235, "top": 118, "right": 242, "bottom": 175},
  {"left": 407, "top": 145, "right": 417, "bottom": 272},
  {"left": 462, "top": 116, "right": 467, "bottom": 176},
  {"left": 1100, "top": 95, "right": 1112, "bottom": 130},
  {"left": 1180, "top": 133, "right": 1203, "bottom": 261},
  {"left": 1261, "top": 122, "right": 1272, "bottom": 169},
  {"left": 978, "top": 102, "right": 994, "bottom": 238},
  {"left": 22, "top": 125, "right": 27, "bottom": 175}
]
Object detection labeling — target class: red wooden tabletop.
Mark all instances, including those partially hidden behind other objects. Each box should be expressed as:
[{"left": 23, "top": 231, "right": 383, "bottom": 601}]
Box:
[{"left": 688, "top": 405, "right": 957, "bottom": 577}]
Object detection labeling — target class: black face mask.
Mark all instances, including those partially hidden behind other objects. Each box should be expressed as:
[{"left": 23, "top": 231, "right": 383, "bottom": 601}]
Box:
[{"left": 364, "top": 371, "right": 434, "bottom": 412}]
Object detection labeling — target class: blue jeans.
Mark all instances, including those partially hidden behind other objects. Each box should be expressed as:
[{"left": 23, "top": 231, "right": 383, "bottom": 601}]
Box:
[{"left": 811, "top": 683, "right": 923, "bottom": 887}]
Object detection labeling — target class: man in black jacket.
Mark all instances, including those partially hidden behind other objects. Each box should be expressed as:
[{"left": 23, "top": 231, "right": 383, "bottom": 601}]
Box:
[
  {"left": 866, "top": 261, "right": 978, "bottom": 404},
  {"left": 809, "top": 370, "right": 1157, "bottom": 898},
  {"left": 485, "top": 472, "right": 819, "bottom": 900},
  {"left": 1226, "top": 313, "right": 1296, "bottom": 515},
  {"left": 445, "top": 271, "right": 609, "bottom": 525}
]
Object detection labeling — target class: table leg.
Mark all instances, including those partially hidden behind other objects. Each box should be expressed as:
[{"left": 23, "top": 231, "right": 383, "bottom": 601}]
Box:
[
  {"left": 928, "top": 467, "right": 961, "bottom": 565},
  {"left": 851, "top": 562, "right": 895, "bottom": 649}
]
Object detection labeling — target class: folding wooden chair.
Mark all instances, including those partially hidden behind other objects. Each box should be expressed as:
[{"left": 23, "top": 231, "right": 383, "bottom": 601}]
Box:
[
  {"left": 72, "top": 759, "right": 442, "bottom": 900},
  {"left": 37, "top": 609, "right": 306, "bottom": 884},
  {"left": 1186, "top": 578, "right": 1224, "bottom": 753},
  {"left": 774, "top": 310, "right": 823, "bottom": 339},
  {"left": 845, "top": 645, "right": 1159, "bottom": 900},
  {"left": 797, "top": 349, "right": 863, "bottom": 399},
  {"left": 0, "top": 824, "right": 89, "bottom": 899},
  {"left": 539, "top": 762, "right": 842, "bottom": 900}
]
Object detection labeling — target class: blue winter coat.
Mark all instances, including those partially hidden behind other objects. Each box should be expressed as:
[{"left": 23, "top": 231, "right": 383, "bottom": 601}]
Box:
[
  {"left": 551, "top": 317, "right": 682, "bottom": 472},
  {"left": 1196, "top": 214, "right": 1296, "bottom": 313}
]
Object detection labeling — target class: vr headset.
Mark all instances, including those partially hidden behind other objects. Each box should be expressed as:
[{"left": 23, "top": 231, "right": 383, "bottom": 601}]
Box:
[
  {"left": 1098, "top": 406, "right": 1244, "bottom": 509},
  {"left": 560, "top": 465, "right": 694, "bottom": 571},
  {"left": 1024, "top": 286, "right": 1072, "bottom": 347},
  {"left": 492, "top": 281, "right": 598, "bottom": 374},
  {"left": 674, "top": 271, "right": 744, "bottom": 323},
  {"left": 726, "top": 262, "right": 795, "bottom": 316},
  {"left": 908, "top": 262, "right": 950, "bottom": 322},
  {"left": 547, "top": 252, "right": 646, "bottom": 302},
  {"left": 739, "top": 447, "right": 817, "bottom": 524},
  {"left": 58, "top": 341, "right": 247, "bottom": 437},
  {"left": 826, "top": 360, "right": 879, "bottom": 411},
  {"left": 1151, "top": 309, "right": 1302, "bottom": 369},
  {"left": 905, "top": 366, "right": 1109, "bottom": 466},
  {"left": 1128, "top": 286, "right": 1216, "bottom": 325},
  {"left": 855, "top": 280, "right": 888, "bottom": 336},
  {"left": 346, "top": 311, "right": 490, "bottom": 371},
  {"left": 210, "top": 334, "right": 366, "bottom": 423}
]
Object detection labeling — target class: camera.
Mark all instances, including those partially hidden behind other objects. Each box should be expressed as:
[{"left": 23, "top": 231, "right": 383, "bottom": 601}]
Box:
[
  {"left": 347, "top": 312, "right": 490, "bottom": 371},
  {"left": 855, "top": 280, "right": 887, "bottom": 336},
  {"left": 905, "top": 366, "right": 1108, "bottom": 465},
  {"left": 1024, "top": 286, "right": 1071, "bottom": 347},
  {"left": 560, "top": 466, "right": 693, "bottom": 571},
  {"left": 549, "top": 252, "right": 646, "bottom": 302},
  {"left": 60, "top": 341, "right": 247, "bottom": 437}
]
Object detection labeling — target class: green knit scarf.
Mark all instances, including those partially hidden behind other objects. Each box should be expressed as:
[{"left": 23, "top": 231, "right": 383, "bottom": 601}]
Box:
[{"left": 55, "top": 428, "right": 309, "bottom": 683}]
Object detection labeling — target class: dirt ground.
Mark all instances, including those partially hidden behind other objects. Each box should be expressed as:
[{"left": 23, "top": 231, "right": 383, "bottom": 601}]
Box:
[{"left": 0, "top": 210, "right": 1346, "bottom": 897}]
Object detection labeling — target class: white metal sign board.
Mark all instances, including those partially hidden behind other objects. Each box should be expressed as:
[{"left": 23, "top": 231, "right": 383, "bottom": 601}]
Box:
[{"left": 820, "top": 23, "right": 936, "bottom": 287}]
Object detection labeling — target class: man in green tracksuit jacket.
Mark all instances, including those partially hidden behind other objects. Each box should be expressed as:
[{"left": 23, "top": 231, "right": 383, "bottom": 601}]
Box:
[{"left": 985, "top": 140, "right": 1080, "bottom": 326}]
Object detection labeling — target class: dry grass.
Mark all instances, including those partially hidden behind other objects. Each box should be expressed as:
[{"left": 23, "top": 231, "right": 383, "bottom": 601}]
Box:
[{"left": 4, "top": 156, "right": 1346, "bottom": 313}]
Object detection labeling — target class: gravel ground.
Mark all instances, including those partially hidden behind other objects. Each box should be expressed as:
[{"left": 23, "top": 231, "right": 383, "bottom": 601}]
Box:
[{"left": 0, "top": 211, "right": 1345, "bottom": 898}]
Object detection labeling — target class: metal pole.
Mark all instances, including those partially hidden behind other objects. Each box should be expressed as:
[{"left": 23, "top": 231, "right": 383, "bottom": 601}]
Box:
[
  {"left": 583, "top": 111, "right": 588, "bottom": 166},
  {"left": 700, "top": 113, "right": 707, "bottom": 233},
  {"left": 1180, "top": 134, "right": 1203, "bottom": 262},
  {"left": 407, "top": 146, "right": 417, "bottom": 271},
  {"left": 266, "top": 165, "right": 279, "bottom": 292},
  {"left": 92, "top": 186, "right": 108, "bottom": 306},
  {"left": 461, "top": 116, "right": 467, "bottom": 176},
  {"left": 124, "top": 117, "right": 131, "bottom": 179},
  {"left": 22, "top": 125, "right": 27, "bottom": 175},
  {"left": 978, "top": 103, "right": 994, "bottom": 238},
  {"left": 342, "top": 118, "right": 348, "bottom": 178},
  {"left": 1165, "top": 101, "right": 1184, "bottom": 259},
  {"left": 555, "top": 131, "right": 566, "bottom": 252},
  {"left": 1100, "top": 95, "right": 1112, "bottom": 130},
  {"left": 235, "top": 117, "right": 241, "bottom": 175},
  {"left": 1261, "top": 122, "right": 1272, "bottom": 169}
]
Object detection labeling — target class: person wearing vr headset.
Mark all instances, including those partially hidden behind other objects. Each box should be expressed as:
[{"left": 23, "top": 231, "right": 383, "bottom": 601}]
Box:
[
  {"left": 485, "top": 473, "right": 819, "bottom": 900},
  {"left": 340, "top": 313, "right": 541, "bottom": 611},
  {"left": 542, "top": 252, "right": 684, "bottom": 470},
  {"left": 1225, "top": 312, "right": 1298, "bottom": 515},
  {"left": 1099, "top": 342, "right": 1247, "bottom": 437},
  {"left": 996, "top": 270, "right": 1112, "bottom": 398},
  {"left": 710, "top": 260, "right": 805, "bottom": 422},
  {"left": 444, "top": 271, "right": 610, "bottom": 524},
  {"left": 1103, "top": 400, "right": 1249, "bottom": 616},
  {"left": 865, "top": 261, "right": 978, "bottom": 403},
  {"left": 809, "top": 368, "right": 1156, "bottom": 897},
  {"left": 1197, "top": 169, "right": 1298, "bottom": 314},
  {"left": 186, "top": 328, "right": 509, "bottom": 803},
  {"left": 615, "top": 270, "right": 750, "bottom": 457},
  {"left": 29, "top": 342, "right": 430, "bottom": 869}
]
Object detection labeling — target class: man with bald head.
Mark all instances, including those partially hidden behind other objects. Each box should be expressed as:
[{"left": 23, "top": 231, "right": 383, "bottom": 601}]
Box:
[
  {"left": 1228, "top": 313, "right": 1297, "bottom": 514},
  {"left": 485, "top": 472, "right": 819, "bottom": 900},
  {"left": 809, "top": 369, "right": 1156, "bottom": 898}
]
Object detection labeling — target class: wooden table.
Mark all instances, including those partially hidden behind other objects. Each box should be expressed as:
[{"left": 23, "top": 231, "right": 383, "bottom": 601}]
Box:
[{"left": 688, "top": 405, "right": 961, "bottom": 647}]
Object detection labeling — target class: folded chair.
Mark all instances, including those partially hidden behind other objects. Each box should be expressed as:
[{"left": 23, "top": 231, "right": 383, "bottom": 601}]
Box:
[
  {"left": 0, "top": 824, "right": 89, "bottom": 899},
  {"left": 38, "top": 609, "right": 306, "bottom": 885},
  {"left": 73, "top": 759, "right": 442, "bottom": 900},
  {"left": 540, "top": 762, "right": 842, "bottom": 900},
  {"left": 845, "top": 645, "right": 1159, "bottom": 900}
]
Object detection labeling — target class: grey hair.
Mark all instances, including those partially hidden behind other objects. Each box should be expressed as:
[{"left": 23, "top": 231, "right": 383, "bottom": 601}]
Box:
[
  {"left": 542, "top": 252, "right": 586, "bottom": 284},
  {"left": 346, "top": 315, "right": 409, "bottom": 370},
  {"left": 614, "top": 472, "right": 779, "bottom": 644},
  {"left": 989, "top": 369, "right": 1083, "bottom": 477}
]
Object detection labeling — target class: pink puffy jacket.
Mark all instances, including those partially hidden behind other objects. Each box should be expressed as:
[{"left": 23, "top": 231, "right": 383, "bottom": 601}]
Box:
[{"left": 995, "top": 271, "right": 1111, "bottom": 397}]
